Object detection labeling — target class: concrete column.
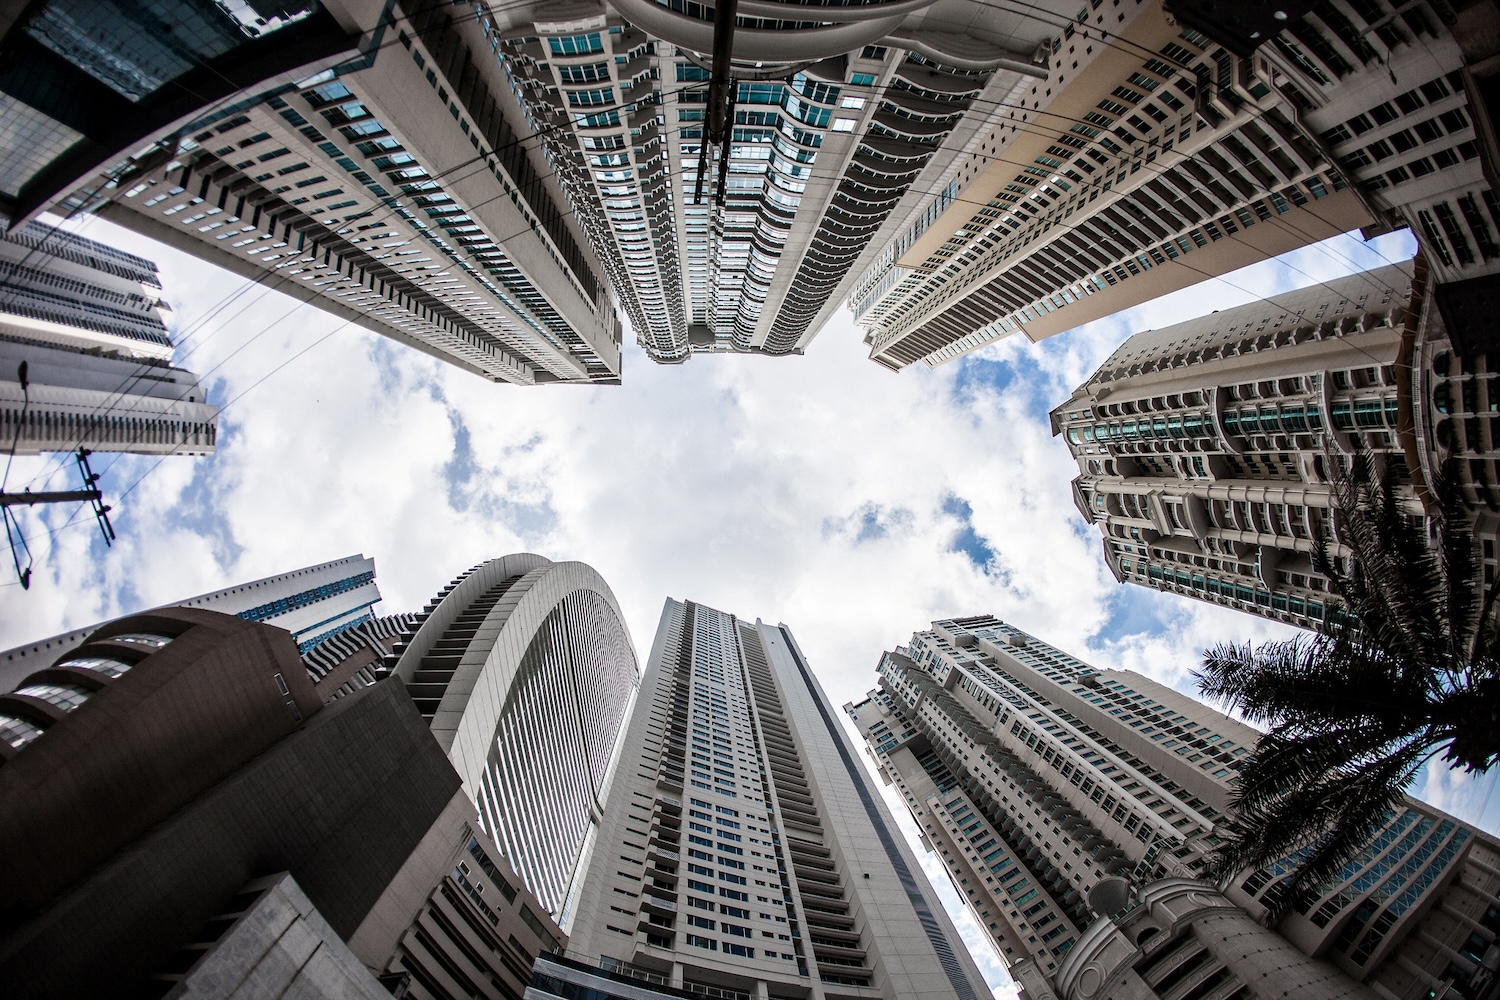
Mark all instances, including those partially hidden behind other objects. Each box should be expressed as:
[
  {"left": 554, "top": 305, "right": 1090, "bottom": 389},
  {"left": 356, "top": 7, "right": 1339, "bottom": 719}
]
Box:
[{"left": 1190, "top": 910, "right": 1380, "bottom": 1000}]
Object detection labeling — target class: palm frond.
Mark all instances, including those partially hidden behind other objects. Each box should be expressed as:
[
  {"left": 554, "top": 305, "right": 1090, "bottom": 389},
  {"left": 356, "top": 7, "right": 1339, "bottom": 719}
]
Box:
[
  {"left": 1229, "top": 726, "right": 1409, "bottom": 816},
  {"left": 1325, "top": 453, "right": 1451, "bottom": 666},
  {"left": 1207, "top": 743, "right": 1428, "bottom": 912},
  {"left": 1196, "top": 633, "right": 1424, "bottom": 733}
]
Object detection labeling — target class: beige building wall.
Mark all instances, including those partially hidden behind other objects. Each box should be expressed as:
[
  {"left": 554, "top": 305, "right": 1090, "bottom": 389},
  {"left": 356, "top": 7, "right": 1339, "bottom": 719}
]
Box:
[
  {"left": 1011, "top": 880, "right": 1380, "bottom": 1000},
  {"left": 850, "top": 0, "right": 1493, "bottom": 373},
  {"left": 88, "top": 0, "right": 622, "bottom": 386},
  {"left": 354, "top": 789, "right": 569, "bottom": 1000},
  {"left": 491, "top": 0, "right": 1073, "bottom": 363},
  {"left": 1052, "top": 264, "right": 1420, "bottom": 629},
  {"left": 850, "top": 615, "right": 1500, "bottom": 1000},
  {"left": 565, "top": 599, "right": 991, "bottom": 1000}
]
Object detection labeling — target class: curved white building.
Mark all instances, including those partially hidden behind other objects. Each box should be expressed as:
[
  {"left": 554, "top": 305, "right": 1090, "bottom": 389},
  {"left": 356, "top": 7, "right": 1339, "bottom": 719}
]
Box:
[{"left": 391, "top": 554, "right": 640, "bottom": 924}]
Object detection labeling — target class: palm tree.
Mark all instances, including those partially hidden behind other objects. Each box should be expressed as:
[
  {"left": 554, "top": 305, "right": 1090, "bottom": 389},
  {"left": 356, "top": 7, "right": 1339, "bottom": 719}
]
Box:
[{"left": 1195, "top": 454, "right": 1500, "bottom": 909}]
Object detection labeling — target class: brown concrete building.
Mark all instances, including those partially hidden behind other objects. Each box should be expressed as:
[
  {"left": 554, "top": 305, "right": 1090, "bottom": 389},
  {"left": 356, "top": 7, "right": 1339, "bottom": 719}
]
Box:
[{"left": 0, "top": 605, "right": 567, "bottom": 1000}]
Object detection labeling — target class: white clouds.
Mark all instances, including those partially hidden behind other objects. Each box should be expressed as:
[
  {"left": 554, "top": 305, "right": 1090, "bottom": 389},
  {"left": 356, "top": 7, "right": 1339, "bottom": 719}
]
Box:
[{"left": 0, "top": 217, "right": 1462, "bottom": 996}]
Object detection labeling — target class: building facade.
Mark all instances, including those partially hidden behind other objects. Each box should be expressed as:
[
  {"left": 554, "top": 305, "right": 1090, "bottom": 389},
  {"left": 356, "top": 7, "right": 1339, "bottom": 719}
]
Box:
[
  {"left": 560, "top": 597, "right": 990, "bottom": 1000},
  {"left": 0, "top": 603, "right": 569, "bottom": 1000},
  {"left": 1008, "top": 878, "right": 1382, "bottom": 1000},
  {"left": 15, "top": 0, "right": 624, "bottom": 386},
  {"left": 391, "top": 553, "right": 641, "bottom": 925},
  {"left": 491, "top": 0, "right": 1069, "bottom": 363},
  {"left": 0, "top": 220, "right": 217, "bottom": 456},
  {"left": 0, "top": 0, "right": 368, "bottom": 228},
  {"left": 0, "top": 552, "right": 387, "bottom": 693},
  {"left": 846, "top": 615, "right": 1500, "bottom": 1000},
  {"left": 848, "top": 0, "right": 1488, "bottom": 372},
  {"left": 1051, "top": 263, "right": 1422, "bottom": 629}
]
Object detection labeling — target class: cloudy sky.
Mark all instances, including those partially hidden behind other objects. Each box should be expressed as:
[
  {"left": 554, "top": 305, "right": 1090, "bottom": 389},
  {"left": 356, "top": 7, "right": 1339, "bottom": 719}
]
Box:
[{"left": 3, "top": 216, "right": 1494, "bottom": 995}]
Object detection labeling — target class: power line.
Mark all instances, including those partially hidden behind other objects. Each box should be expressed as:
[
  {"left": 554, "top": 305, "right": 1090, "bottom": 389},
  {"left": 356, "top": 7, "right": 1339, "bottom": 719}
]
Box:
[{"left": 4, "top": 5, "right": 1426, "bottom": 563}]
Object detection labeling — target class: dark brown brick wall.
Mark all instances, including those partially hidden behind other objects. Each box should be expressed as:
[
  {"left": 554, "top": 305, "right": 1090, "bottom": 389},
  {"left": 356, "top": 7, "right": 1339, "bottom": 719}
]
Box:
[
  {"left": 0, "top": 679, "right": 460, "bottom": 998},
  {"left": 0, "top": 608, "right": 319, "bottom": 917}
]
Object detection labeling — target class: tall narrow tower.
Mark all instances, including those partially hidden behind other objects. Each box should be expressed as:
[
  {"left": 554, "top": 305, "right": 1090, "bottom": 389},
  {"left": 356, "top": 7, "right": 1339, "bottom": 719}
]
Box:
[{"left": 556, "top": 598, "right": 990, "bottom": 1000}]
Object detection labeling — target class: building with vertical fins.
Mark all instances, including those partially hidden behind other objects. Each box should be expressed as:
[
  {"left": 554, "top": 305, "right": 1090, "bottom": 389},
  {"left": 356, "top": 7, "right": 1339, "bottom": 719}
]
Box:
[
  {"left": 389, "top": 553, "right": 641, "bottom": 926},
  {"left": 0, "top": 220, "right": 217, "bottom": 456},
  {"left": 13, "top": 0, "right": 624, "bottom": 386},
  {"left": 549, "top": 597, "right": 991, "bottom": 1000},
  {"left": 490, "top": 0, "right": 1069, "bottom": 363},
  {"left": 1051, "top": 263, "right": 1425, "bottom": 630},
  {"left": 847, "top": 615, "right": 1500, "bottom": 1000},
  {"left": 848, "top": 0, "right": 1489, "bottom": 372}
]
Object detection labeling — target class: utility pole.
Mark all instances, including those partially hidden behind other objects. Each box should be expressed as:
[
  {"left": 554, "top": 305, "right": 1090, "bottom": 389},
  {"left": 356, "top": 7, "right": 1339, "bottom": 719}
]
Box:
[
  {"left": 3, "top": 449, "right": 115, "bottom": 589},
  {"left": 1, "top": 488, "right": 108, "bottom": 507}
]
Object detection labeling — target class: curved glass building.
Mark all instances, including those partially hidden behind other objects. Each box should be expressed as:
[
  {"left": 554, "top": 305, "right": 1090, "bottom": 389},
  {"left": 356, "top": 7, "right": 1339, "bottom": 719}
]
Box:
[{"left": 391, "top": 554, "right": 640, "bottom": 925}]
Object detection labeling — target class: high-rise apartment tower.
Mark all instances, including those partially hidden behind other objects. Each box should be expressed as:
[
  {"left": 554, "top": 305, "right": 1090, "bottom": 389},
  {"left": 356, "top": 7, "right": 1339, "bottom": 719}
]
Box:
[
  {"left": 391, "top": 553, "right": 641, "bottom": 925},
  {"left": 490, "top": 0, "right": 1072, "bottom": 362},
  {"left": 0, "top": 220, "right": 217, "bottom": 456},
  {"left": 15, "top": 1, "right": 624, "bottom": 386},
  {"left": 849, "top": 0, "right": 1485, "bottom": 371},
  {"left": 1, "top": 553, "right": 385, "bottom": 692},
  {"left": 848, "top": 615, "right": 1500, "bottom": 1000},
  {"left": 557, "top": 598, "right": 991, "bottom": 1000},
  {"left": 1052, "top": 263, "right": 1426, "bottom": 630}
]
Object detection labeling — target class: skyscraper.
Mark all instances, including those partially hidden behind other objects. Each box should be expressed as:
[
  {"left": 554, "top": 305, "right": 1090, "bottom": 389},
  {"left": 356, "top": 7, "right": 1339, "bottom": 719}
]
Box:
[
  {"left": 848, "top": 0, "right": 1484, "bottom": 372},
  {"left": 21, "top": 0, "right": 624, "bottom": 386},
  {"left": 557, "top": 598, "right": 991, "bottom": 1000},
  {"left": 848, "top": 615, "right": 1500, "bottom": 1000},
  {"left": 0, "top": 0, "right": 366, "bottom": 229},
  {"left": 1051, "top": 263, "right": 1421, "bottom": 629},
  {"left": 0, "top": 552, "right": 386, "bottom": 691},
  {"left": 491, "top": 0, "right": 1069, "bottom": 363},
  {"left": 391, "top": 553, "right": 641, "bottom": 925},
  {"left": 0, "top": 220, "right": 217, "bottom": 456}
]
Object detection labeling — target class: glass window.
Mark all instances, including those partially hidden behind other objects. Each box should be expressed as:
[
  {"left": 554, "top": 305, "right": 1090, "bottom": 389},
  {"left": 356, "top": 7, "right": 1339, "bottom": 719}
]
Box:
[
  {"left": 14, "top": 682, "right": 92, "bottom": 712},
  {"left": 106, "top": 632, "right": 173, "bottom": 648},
  {"left": 60, "top": 656, "right": 135, "bottom": 678},
  {"left": 0, "top": 713, "right": 43, "bottom": 750}
]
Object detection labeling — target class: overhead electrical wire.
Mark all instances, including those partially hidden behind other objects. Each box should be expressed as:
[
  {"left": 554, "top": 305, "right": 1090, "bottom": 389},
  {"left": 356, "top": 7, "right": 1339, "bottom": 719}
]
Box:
[{"left": 4, "top": 0, "right": 1431, "bottom": 575}]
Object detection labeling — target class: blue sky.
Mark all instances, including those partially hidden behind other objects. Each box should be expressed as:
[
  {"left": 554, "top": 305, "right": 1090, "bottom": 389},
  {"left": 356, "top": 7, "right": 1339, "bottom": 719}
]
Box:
[{"left": 4, "top": 218, "right": 1493, "bottom": 996}]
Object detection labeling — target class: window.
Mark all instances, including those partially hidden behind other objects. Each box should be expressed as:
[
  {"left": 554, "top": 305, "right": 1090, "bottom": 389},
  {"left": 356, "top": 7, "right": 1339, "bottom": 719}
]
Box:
[{"left": 549, "top": 32, "right": 604, "bottom": 56}]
